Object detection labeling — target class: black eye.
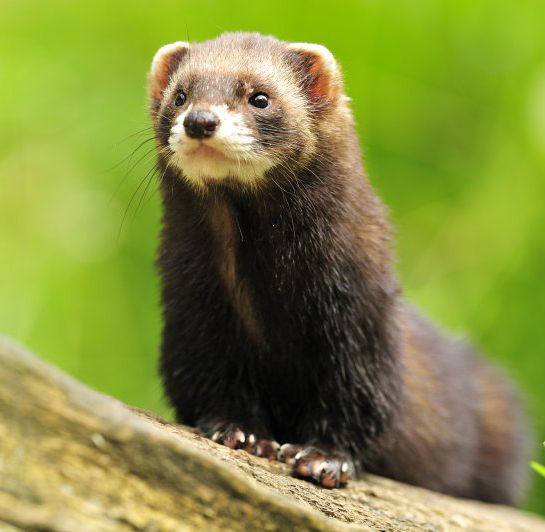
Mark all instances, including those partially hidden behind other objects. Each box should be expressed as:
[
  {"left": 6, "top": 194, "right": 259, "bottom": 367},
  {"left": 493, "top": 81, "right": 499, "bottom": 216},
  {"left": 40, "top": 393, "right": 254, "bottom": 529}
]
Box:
[
  {"left": 249, "top": 92, "right": 270, "bottom": 109},
  {"left": 174, "top": 91, "right": 186, "bottom": 107}
]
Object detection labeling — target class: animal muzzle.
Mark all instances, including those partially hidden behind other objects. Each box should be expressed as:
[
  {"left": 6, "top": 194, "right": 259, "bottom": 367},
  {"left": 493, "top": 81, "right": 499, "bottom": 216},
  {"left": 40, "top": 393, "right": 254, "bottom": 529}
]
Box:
[{"left": 183, "top": 110, "right": 220, "bottom": 139}]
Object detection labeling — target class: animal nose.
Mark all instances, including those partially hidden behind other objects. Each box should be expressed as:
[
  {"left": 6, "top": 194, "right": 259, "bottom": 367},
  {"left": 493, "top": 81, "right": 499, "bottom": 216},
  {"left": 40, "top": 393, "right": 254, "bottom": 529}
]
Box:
[{"left": 183, "top": 110, "right": 220, "bottom": 139}]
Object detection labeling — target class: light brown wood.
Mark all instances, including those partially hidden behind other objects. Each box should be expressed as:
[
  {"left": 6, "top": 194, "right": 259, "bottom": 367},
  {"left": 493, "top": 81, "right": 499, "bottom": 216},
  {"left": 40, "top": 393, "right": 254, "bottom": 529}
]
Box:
[{"left": 0, "top": 335, "right": 543, "bottom": 531}]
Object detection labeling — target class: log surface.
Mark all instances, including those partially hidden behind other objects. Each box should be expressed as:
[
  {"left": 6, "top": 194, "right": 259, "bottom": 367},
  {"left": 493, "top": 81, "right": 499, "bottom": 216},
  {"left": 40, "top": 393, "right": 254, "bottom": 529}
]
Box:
[{"left": 0, "top": 336, "right": 543, "bottom": 531}]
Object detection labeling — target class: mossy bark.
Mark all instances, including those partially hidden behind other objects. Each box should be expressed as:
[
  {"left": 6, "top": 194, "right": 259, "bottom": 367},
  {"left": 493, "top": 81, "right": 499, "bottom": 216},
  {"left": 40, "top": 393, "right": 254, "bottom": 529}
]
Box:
[{"left": 0, "top": 336, "right": 543, "bottom": 531}]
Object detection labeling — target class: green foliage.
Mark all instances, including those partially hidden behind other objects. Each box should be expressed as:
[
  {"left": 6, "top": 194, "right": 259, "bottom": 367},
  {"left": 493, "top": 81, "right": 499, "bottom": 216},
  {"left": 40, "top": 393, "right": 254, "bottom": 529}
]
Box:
[
  {"left": 531, "top": 443, "right": 545, "bottom": 479},
  {"left": 532, "top": 462, "right": 545, "bottom": 479},
  {"left": 0, "top": 0, "right": 544, "bottom": 515}
]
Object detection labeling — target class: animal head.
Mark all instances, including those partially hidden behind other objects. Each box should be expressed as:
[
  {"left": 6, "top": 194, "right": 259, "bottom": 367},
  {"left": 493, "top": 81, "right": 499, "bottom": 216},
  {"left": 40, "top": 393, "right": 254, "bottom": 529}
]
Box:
[{"left": 148, "top": 32, "right": 348, "bottom": 190}]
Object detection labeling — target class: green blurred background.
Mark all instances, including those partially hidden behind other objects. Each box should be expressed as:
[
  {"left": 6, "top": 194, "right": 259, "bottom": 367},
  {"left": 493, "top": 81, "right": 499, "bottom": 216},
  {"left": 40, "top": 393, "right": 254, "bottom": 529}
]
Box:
[{"left": 1, "top": 0, "right": 544, "bottom": 514}]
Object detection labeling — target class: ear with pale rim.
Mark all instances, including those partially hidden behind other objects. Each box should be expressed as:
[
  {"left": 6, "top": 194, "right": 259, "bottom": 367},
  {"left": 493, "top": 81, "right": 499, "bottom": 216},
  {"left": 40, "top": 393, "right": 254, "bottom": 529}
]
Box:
[
  {"left": 149, "top": 41, "right": 190, "bottom": 102},
  {"left": 286, "top": 42, "right": 342, "bottom": 105}
]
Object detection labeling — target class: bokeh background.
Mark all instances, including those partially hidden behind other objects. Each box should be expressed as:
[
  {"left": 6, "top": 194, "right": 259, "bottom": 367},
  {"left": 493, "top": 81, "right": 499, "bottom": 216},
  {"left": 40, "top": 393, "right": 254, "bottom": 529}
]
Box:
[{"left": 1, "top": 0, "right": 544, "bottom": 514}]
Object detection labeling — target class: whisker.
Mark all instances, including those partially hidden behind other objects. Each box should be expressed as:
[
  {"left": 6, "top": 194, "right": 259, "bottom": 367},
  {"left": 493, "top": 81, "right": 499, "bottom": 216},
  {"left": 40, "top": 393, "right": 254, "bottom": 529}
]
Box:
[
  {"left": 117, "top": 161, "right": 160, "bottom": 242},
  {"left": 110, "top": 140, "right": 158, "bottom": 202},
  {"left": 131, "top": 164, "right": 160, "bottom": 223},
  {"left": 104, "top": 135, "right": 156, "bottom": 176},
  {"left": 116, "top": 126, "right": 156, "bottom": 145}
]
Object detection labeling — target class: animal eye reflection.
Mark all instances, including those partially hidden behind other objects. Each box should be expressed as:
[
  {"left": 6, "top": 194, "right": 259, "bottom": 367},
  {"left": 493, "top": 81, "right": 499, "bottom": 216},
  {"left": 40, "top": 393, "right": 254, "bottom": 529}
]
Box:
[
  {"left": 249, "top": 92, "right": 270, "bottom": 109},
  {"left": 174, "top": 91, "right": 187, "bottom": 107}
]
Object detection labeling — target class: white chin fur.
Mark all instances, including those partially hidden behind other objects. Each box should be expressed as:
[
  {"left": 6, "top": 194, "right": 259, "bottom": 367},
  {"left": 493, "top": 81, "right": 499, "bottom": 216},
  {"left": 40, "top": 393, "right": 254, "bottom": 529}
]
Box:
[{"left": 167, "top": 104, "right": 274, "bottom": 188}]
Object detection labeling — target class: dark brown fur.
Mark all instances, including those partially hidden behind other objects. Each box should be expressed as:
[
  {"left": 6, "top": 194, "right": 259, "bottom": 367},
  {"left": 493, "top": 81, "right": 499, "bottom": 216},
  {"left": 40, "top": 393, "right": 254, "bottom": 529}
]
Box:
[{"left": 149, "top": 32, "right": 529, "bottom": 503}]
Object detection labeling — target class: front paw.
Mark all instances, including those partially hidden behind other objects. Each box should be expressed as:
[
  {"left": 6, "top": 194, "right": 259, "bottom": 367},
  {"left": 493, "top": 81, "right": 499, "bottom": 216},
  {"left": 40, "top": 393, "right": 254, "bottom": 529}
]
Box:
[
  {"left": 208, "top": 422, "right": 280, "bottom": 460},
  {"left": 286, "top": 445, "right": 354, "bottom": 488}
]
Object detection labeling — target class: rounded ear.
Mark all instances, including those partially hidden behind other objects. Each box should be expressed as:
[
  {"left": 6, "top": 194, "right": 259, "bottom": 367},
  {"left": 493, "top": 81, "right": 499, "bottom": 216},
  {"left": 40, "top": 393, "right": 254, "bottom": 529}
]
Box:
[
  {"left": 285, "top": 42, "right": 342, "bottom": 105},
  {"left": 149, "top": 41, "right": 190, "bottom": 102}
]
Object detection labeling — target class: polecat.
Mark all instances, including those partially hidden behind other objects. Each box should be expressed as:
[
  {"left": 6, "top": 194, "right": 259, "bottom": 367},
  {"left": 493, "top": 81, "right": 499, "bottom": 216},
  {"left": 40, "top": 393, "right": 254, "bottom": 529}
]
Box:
[{"left": 147, "top": 32, "right": 529, "bottom": 504}]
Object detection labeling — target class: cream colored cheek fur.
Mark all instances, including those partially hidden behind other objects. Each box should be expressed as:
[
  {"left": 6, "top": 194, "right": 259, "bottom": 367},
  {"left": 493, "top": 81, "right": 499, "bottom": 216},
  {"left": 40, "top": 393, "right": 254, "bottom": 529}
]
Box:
[{"left": 167, "top": 104, "right": 274, "bottom": 187}]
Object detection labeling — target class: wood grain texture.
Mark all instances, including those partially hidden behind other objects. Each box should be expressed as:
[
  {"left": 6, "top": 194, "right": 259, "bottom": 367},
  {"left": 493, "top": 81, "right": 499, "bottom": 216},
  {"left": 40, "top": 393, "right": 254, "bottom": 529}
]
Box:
[{"left": 0, "top": 335, "right": 543, "bottom": 532}]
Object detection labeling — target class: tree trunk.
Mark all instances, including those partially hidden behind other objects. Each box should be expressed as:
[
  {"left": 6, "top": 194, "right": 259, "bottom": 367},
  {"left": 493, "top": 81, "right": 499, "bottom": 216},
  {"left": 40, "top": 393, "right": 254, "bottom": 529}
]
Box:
[{"left": 0, "top": 336, "right": 543, "bottom": 531}]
